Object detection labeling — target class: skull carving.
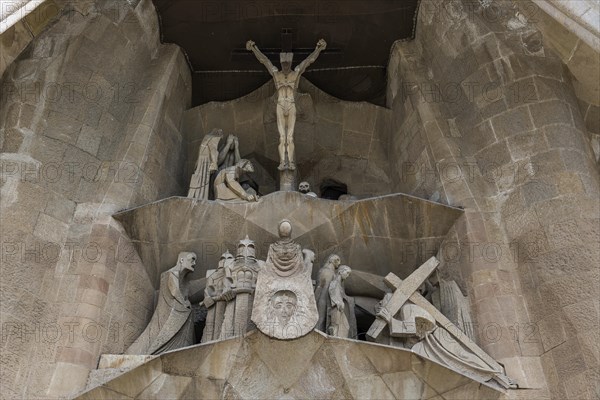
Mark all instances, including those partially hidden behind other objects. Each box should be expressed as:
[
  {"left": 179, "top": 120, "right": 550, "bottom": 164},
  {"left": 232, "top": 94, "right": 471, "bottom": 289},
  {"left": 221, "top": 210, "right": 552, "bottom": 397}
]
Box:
[{"left": 299, "top": 182, "right": 311, "bottom": 194}]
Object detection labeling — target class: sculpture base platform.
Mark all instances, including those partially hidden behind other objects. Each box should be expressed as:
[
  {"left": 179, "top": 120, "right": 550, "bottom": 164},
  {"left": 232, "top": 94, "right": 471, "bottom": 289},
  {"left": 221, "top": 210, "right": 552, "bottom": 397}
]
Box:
[{"left": 79, "top": 331, "right": 505, "bottom": 399}]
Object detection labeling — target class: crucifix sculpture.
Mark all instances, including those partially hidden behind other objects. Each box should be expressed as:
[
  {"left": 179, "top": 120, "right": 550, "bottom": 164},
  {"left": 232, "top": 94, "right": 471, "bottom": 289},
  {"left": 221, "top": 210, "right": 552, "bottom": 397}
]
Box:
[{"left": 246, "top": 38, "right": 327, "bottom": 172}]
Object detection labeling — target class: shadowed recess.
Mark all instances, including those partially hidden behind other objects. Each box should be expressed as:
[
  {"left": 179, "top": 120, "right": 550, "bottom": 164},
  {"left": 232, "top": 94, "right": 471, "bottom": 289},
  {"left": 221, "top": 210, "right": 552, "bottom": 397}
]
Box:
[{"left": 151, "top": 0, "right": 420, "bottom": 106}]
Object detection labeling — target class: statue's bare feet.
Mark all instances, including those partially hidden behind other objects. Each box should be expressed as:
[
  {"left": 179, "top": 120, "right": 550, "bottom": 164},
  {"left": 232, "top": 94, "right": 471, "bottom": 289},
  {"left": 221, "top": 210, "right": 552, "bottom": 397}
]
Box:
[
  {"left": 288, "top": 162, "right": 296, "bottom": 171},
  {"left": 278, "top": 163, "right": 286, "bottom": 171}
]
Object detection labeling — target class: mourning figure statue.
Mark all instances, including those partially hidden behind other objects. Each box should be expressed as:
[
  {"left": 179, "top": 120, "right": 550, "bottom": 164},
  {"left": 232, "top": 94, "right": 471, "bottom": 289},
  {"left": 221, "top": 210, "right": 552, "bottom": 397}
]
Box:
[
  {"left": 188, "top": 129, "right": 224, "bottom": 200},
  {"left": 217, "top": 134, "right": 241, "bottom": 170},
  {"left": 314, "top": 254, "right": 341, "bottom": 331},
  {"left": 125, "top": 252, "right": 197, "bottom": 355},
  {"left": 327, "top": 265, "right": 357, "bottom": 339},
  {"left": 214, "top": 159, "right": 258, "bottom": 202}
]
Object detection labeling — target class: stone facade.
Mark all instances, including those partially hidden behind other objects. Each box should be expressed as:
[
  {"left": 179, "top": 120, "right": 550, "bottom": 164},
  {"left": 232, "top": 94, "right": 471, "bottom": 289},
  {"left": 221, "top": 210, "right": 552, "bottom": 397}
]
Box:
[
  {"left": 514, "top": 1, "right": 600, "bottom": 165},
  {"left": 0, "top": 0, "right": 190, "bottom": 397},
  {"left": 0, "top": 0, "right": 598, "bottom": 399}
]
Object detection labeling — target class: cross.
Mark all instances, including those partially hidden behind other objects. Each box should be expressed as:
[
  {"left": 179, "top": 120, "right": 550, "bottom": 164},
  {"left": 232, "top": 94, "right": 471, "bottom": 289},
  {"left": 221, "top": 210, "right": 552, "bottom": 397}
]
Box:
[
  {"left": 232, "top": 29, "right": 339, "bottom": 63},
  {"left": 367, "top": 257, "right": 505, "bottom": 375},
  {"left": 366, "top": 257, "right": 439, "bottom": 340}
]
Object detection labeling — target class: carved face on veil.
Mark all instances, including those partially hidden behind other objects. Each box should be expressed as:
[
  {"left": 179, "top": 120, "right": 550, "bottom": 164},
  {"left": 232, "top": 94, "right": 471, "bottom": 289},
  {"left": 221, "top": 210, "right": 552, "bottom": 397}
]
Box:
[{"left": 270, "top": 290, "right": 297, "bottom": 325}]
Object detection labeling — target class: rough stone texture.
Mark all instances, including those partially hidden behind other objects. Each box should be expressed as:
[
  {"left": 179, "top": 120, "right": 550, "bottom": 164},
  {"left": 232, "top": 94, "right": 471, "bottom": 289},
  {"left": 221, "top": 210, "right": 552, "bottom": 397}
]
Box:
[
  {"left": 512, "top": 0, "right": 600, "bottom": 166},
  {"left": 0, "top": 0, "right": 597, "bottom": 398},
  {"left": 0, "top": 0, "right": 64, "bottom": 79},
  {"left": 182, "top": 79, "right": 392, "bottom": 197},
  {"left": 388, "top": 1, "right": 599, "bottom": 398},
  {"left": 113, "top": 192, "right": 463, "bottom": 285},
  {"left": 0, "top": 0, "right": 191, "bottom": 397},
  {"left": 78, "top": 330, "right": 504, "bottom": 400}
]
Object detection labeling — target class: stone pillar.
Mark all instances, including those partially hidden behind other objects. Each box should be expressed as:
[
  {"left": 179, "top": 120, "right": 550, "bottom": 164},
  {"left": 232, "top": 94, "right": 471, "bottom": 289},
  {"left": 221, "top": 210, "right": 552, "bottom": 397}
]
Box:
[
  {"left": 279, "top": 169, "right": 297, "bottom": 192},
  {"left": 389, "top": 0, "right": 599, "bottom": 397},
  {"left": 0, "top": 0, "right": 192, "bottom": 397}
]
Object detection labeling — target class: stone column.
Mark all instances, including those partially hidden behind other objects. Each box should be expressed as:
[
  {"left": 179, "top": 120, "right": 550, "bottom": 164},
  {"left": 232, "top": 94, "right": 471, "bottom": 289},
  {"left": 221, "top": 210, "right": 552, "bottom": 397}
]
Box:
[
  {"left": 0, "top": 0, "right": 192, "bottom": 397},
  {"left": 389, "top": 0, "right": 599, "bottom": 397}
]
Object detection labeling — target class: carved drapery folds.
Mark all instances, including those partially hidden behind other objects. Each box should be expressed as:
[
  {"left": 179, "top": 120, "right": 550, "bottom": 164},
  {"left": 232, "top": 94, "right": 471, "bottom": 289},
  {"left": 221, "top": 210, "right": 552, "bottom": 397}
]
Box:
[
  {"left": 368, "top": 257, "right": 516, "bottom": 390},
  {"left": 251, "top": 220, "right": 318, "bottom": 339},
  {"left": 189, "top": 131, "right": 246, "bottom": 201},
  {"left": 125, "top": 252, "right": 197, "bottom": 355}
]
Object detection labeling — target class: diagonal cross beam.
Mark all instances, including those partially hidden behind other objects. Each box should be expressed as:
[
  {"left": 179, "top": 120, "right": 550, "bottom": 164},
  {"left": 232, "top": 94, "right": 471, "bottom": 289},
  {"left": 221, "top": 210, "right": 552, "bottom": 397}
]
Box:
[
  {"left": 366, "top": 257, "right": 439, "bottom": 340},
  {"left": 383, "top": 273, "right": 505, "bottom": 373}
]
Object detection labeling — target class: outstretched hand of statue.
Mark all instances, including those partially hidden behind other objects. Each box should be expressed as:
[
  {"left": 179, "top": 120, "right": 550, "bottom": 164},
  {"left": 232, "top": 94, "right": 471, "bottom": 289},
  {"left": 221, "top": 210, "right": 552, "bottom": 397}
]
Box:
[
  {"left": 221, "top": 290, "right": 235, "bottom": 302},
  {"left": 246, "top": 40, "right": 256, "bottom": 50},
  {"left": 377, "top": 306, "right": 392, "bottom": 323},
  {"left": 317, "top": 39, "right": 327, "bottom": 50}
]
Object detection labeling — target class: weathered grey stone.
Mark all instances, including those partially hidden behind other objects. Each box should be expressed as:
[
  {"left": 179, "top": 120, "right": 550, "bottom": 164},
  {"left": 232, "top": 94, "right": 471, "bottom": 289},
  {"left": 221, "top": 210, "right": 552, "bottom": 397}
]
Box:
[
  {"left": 214, "top": 160, "right": 258, "bottom": 202},
  {"left": 114, "top": 192, "right": 463, "bottom": 281},
  {"left": 80, "top": 330, "right": 508, "bottom": 399},
  {"left": 475, "top": 140, "right": 513, "bottom": 173},
  {"left": 529, "top": 100, "right": 573, "bottom": 128},
  {"left": 491, "top": 106, "right": 534, "bottom": 138}
]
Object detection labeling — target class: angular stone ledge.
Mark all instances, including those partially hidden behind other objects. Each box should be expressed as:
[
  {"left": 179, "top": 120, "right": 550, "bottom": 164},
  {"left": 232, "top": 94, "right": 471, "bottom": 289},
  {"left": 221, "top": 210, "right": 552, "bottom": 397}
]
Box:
[
  {"left": 86, "top": 355, "right": 157, "bottom": 392},
  {"left": 78, "top": 331, "right": 503, "bottom": 400},
  {"left": 113, "top": 192, "right": 463, "bottom": 285}
]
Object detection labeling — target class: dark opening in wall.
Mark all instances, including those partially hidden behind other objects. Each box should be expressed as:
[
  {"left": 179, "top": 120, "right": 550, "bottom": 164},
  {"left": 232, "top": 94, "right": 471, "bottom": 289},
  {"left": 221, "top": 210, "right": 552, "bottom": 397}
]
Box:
[
  {"left": 355, "top": 306, "right": 376, "bottom": 341},
  {"left": 320, "top": 178, "right": 348, "bottom": 200}
]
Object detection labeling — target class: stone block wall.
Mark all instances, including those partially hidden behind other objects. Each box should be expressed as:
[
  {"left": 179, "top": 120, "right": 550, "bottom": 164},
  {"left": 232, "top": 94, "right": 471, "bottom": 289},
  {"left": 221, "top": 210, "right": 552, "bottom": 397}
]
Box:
[
  {"left": 0, "top": 0, "right": 63, "bottom": 79},
  {"left": 182, "top": 79, "right": 392, "bottom": 197},
  {"left": 0, "top": 0, "right": 191, "bottom": 398},
  {"left": 388, "top": 0, "right": 599, "bottom": 397},
  {"left": 513, "top": 0, "right": 600, "bottom": 166}
]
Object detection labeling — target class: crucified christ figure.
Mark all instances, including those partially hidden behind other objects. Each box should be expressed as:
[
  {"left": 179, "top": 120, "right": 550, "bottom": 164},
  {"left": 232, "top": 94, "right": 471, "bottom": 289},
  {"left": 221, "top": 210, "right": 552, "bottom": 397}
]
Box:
[{"left": 247, "top": 39, "right": 327, "bottom": 171}]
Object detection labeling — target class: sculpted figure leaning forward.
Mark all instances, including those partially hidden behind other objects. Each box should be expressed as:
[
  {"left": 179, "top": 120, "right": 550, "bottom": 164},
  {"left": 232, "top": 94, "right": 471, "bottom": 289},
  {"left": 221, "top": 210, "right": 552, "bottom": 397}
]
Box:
[
  {"left": 214, "top": 159, "right": 257, "bottom": 202},
  {"left": 126, "top": 252, "right": 197, "bottom": 355},
  {"left": 247, "top": 39, "right": 327, "bottom": 171}
]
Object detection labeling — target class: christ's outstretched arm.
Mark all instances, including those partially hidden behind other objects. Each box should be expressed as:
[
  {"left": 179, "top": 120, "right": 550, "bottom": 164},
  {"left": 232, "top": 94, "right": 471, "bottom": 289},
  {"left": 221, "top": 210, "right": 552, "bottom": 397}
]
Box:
[
  {"left": 247, "top": 40, "right": 278, "bottom": 75},
  {"left": 295, "top": 39, "right": 327, "bottom": 75}
]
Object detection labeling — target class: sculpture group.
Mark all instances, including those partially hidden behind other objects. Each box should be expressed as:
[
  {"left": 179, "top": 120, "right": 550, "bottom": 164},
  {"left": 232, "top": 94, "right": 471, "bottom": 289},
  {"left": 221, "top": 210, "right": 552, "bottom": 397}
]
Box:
[
  {"left": 125, "top": 217, "right": 514, "bottom": 390},
  {"left": 188, "top": 39, "right": 328, "bottom": 198},
  {"left": 130, "top": 37, "right": 516, "bottom": 392}
]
